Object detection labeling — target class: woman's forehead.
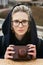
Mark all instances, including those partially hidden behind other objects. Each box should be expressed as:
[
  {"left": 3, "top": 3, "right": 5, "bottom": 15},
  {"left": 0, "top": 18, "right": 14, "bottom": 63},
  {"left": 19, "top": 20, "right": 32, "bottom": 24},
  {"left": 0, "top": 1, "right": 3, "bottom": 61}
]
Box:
[{"left": 12, "top": 11, "right": 30, "bottom": 21}]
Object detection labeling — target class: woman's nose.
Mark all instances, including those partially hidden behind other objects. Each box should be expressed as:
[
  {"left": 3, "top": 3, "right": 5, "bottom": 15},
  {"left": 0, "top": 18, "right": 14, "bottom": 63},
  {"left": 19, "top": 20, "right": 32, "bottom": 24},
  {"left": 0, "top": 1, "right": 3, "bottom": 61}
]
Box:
[{"left": 19, "top": 23, "right": 23, "bottom": 27}]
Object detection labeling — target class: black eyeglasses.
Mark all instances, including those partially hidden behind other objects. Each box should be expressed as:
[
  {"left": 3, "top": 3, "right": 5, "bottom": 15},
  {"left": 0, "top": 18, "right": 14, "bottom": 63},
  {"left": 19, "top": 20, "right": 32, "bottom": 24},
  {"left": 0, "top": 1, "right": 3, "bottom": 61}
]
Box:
[{"left": 12, "top": 20, "right": 29, "bottom": 26}]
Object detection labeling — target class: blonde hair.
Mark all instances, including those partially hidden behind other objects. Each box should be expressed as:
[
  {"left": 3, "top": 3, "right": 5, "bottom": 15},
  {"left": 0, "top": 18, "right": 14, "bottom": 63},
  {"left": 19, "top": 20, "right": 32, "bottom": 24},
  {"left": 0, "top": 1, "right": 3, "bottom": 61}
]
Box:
[{"left": 12, "top": 5, "right": 32, "bottom": 19}]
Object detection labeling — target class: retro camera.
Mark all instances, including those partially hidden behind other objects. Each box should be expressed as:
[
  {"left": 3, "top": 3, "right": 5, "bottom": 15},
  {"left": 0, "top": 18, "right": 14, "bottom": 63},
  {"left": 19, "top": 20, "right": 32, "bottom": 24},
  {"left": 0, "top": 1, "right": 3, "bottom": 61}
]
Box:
[{"left": 13, "top": 46, "right": 32, "bottom": 60}]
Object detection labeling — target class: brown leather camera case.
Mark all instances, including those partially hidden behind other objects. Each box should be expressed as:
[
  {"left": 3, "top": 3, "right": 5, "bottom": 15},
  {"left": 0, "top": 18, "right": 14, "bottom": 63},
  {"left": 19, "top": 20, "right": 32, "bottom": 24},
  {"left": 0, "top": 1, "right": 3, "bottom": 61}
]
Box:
[{"left": 13, "top": 46, "right": 32, "bottom": 60}]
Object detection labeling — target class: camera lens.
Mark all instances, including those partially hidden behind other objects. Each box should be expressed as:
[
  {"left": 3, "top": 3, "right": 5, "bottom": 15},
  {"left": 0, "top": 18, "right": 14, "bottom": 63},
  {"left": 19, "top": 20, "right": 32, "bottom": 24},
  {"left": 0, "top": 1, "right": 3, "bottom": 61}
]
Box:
[{"left": 18, "top": 48, "right": 27, "bottom": 58}]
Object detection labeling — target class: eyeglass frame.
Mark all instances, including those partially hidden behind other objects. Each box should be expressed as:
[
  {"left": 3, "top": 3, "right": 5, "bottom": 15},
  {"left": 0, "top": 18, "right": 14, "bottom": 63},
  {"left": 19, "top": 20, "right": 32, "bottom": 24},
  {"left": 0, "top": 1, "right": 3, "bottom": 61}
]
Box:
[{"left": 12, "top": 19, "right": 30, "bottom": 27}]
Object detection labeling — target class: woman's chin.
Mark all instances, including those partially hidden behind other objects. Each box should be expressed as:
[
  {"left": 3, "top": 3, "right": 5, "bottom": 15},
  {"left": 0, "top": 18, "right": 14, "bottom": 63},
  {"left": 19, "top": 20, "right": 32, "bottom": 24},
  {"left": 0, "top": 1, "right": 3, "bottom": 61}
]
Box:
[{"left": 17, "top": 32, "right": 26, "bottom": 36}]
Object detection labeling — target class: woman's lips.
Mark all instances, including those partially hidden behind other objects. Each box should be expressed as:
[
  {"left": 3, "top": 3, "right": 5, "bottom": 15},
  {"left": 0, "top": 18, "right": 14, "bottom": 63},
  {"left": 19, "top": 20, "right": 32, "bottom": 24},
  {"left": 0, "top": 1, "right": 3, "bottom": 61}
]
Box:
[{"left": 18, "top": 30, "right": 24, "bottom": 32}]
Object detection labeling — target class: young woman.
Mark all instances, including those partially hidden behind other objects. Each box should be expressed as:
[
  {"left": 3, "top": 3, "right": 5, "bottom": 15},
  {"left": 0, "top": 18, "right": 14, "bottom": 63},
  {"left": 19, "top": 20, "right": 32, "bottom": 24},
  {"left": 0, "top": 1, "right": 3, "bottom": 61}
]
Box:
[{"left": 0, "top": 3, "right": 43, "bottom": 59}]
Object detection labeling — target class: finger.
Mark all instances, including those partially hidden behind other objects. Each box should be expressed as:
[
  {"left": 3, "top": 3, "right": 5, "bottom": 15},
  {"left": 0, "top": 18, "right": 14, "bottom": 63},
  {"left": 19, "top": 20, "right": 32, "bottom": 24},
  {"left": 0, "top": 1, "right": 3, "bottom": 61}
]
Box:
[
  {"left": 8, "top": 51, "right": 15, "bottom": 54},
  {"left": 27, "top": 48, "right": 36, "bottom": 52},
  {"left": 26, "top": 44, "right": 32, "bottom": 46},
  {"left": 4, "top": 50, "right": 15, "bottom": 59},
  {"left": 6, "top": 51, "right": 15, "bottom": 55},
  {"left": 6, "top": 55, "right": 13, "bottom": 59},
  {"left": 7, "top": 47, "right": 14, "bottom": 51},
  {"left": 27, "top": 52, "right": 36, "bottom": 57},
  {"left": 27, "top": 44, "right": 35, "bottom": 47},
  {"left": 9, "top": 45, "right": 15, "bottom": 47},
  {"left": 27, "top": 52, "right": 34, "bottom": 56},
  {"left": 28, "top": 45, "right": 36, "bottom": 49}
]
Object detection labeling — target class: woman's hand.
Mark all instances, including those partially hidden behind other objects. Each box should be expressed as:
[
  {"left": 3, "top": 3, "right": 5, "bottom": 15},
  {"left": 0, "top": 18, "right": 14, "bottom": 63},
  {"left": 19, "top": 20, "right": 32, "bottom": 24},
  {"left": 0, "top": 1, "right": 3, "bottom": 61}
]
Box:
[
  {"left": 4, "top": 45, "right": 15, "bottom": 59},
  {"left": 27, "top": 44, "right": 36, "bottom": 59}
]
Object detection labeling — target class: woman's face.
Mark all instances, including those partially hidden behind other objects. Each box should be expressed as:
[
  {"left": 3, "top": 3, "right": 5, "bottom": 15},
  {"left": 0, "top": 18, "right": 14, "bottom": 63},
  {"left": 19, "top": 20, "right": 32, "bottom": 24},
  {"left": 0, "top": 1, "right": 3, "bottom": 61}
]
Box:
[{"left": 11, "top": 11, "right": 30, "bottom": 36}]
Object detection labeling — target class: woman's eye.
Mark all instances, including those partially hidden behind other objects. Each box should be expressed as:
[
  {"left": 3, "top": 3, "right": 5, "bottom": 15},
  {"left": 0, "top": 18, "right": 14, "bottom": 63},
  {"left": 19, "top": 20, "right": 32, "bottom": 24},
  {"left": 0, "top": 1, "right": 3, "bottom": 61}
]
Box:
[
  {"left": 14, "top": 20, "right": 19, "bottom": 23},
  {"left": 23, "top": 20, "right": 28, "bottom": 23}
]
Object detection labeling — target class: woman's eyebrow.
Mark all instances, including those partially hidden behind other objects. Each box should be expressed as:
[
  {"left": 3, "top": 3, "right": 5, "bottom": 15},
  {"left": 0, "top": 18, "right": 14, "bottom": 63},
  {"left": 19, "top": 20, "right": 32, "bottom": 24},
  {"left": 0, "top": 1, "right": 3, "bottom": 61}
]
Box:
[{"left": 13, "top": 19, "right": 29, "bottom": 21}]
